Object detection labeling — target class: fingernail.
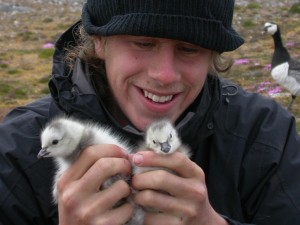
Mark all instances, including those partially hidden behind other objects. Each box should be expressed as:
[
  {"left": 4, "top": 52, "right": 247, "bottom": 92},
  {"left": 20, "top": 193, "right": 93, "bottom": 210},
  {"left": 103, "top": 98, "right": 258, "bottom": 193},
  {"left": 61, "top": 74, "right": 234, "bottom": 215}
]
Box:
[{"left": 133, "top": 153, "right": 144, "bottom": 165}]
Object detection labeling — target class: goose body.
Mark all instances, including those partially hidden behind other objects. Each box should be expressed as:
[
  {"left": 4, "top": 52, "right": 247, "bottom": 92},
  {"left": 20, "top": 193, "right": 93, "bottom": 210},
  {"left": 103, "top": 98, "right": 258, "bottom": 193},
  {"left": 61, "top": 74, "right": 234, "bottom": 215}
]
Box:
[
  {"left": 38, "top": 117, "right": 133, "bottom": 203},
  {"left": 130, "top": 119, "right": 191, "bottom": 224},
  {"left": 264, "top": 22, "right": 300, "bottom": 110}
]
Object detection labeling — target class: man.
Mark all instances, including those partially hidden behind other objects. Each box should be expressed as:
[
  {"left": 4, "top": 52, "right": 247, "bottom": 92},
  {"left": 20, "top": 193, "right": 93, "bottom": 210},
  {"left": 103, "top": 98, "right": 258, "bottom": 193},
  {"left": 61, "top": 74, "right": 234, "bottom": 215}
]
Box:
[{"left": 1, "top": 0, "right": 300, "bottom": 224}]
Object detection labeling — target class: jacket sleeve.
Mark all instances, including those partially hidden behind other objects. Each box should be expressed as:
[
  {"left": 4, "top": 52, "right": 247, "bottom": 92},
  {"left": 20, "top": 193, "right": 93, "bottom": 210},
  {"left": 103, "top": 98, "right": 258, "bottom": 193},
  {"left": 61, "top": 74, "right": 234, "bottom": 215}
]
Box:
[
  {"left": 231, "top": 95, "right": 300, "bottom": 224},
  {"left": 222, "top": 215, "right": 255, "bottom": 225},
  {"left": 239, "top": 108, "right": 300, "bottom": 224},
  {"left": 216, "top": 85, "right": 300, "bottom": 225},
  {"left": 0, "top": 99, "right": 58, "bottom": 224},
  {"left": 250, "top": 118, "right": 300, "bottom": 224}
]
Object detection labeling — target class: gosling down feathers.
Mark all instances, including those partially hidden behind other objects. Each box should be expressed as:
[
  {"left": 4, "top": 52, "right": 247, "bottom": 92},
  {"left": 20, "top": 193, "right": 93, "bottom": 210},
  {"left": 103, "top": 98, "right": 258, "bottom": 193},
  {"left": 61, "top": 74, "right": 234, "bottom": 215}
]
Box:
[
  {"left": 263, "top": 22, "right": 300, "bottom": 110},
  {"left": 131, "top": 119, "right": 191, "bottom": 224},
  {"left": 38, "top": 117, "right": 133, "bottom": 203},
  {"left": 134, "top": 119, "right": 191, "bottom": 175},
  {"left": 38, "top": 117, "right": 190, "bottom": 225}
]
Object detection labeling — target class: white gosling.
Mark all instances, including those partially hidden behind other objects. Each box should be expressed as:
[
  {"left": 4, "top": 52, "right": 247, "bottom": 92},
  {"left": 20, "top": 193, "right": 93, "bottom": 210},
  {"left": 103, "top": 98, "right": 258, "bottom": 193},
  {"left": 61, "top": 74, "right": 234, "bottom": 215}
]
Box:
[
  {"left": 130, "top": 119, "right": 191, "bottom": 225},
  {"left": 263, "top": 22, "right": 300, "bottom": 110},
  {"left": 134, "top": 119, "right": 191, "bottom": 174},
  {"left": 38, "top": 116, "right": 133, "bottom": 203}
]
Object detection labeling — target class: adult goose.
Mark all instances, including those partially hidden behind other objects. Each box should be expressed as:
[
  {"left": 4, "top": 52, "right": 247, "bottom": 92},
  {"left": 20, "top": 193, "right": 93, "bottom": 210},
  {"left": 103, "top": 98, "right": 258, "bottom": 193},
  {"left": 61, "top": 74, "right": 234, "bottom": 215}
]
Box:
[{"left": 263, "top": 22, "right": 300, "bottom": 110}]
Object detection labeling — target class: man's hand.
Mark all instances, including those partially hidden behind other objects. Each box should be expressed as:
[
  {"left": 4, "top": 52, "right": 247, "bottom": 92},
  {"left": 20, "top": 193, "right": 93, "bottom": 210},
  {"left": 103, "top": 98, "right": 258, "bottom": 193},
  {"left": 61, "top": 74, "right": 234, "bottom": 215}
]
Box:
[
  {"left": 131, "top": 151, "right": 228, "bottom": 225},
  {"left": 57, "top": 144, "right": 133, "bottom": 225}
]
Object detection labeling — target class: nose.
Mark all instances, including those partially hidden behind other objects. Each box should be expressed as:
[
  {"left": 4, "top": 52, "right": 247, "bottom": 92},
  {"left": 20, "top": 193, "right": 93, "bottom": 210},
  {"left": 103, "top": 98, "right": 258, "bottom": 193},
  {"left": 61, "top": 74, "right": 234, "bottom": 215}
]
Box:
[{"left": 148, "top": 47, "right": 180, "bottom": 85}]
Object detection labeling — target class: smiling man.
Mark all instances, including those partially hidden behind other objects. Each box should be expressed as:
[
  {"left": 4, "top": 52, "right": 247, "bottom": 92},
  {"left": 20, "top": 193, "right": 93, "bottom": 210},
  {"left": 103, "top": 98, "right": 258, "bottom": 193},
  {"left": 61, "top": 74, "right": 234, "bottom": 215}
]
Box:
[
  {"left": 94, "top": 35, "right": 212, "bottom": 130},
  {"left": 1, "top": 0, "right": 300, "bottom": 225}
]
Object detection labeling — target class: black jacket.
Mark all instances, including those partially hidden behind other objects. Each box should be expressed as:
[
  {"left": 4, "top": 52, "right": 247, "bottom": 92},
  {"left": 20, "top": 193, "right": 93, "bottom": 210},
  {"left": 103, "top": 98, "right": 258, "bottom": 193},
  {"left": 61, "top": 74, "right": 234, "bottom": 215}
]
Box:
[{"left": 1, "top": 22, "right": 300, "bottom": 225}]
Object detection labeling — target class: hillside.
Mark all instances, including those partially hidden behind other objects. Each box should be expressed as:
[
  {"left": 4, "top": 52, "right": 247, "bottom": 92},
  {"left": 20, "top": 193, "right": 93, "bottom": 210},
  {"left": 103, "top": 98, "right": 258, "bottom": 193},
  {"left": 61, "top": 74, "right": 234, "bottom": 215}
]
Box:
[{"left": 0, "top": 0, "right": 300, "bottom": 131}]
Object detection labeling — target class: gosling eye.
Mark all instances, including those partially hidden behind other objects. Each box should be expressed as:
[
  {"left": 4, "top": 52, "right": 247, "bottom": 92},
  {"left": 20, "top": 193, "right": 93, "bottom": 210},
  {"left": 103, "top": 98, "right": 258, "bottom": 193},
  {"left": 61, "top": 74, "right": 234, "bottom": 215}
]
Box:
[
  {"left": 169, "top": 133, "right": 172, "bottom": 139},
  {"left": 52, "top": 139, "right": 59, "bottom": 145},
  {"left": 153, "top": 140, "right": 157, "bottom": 144}
]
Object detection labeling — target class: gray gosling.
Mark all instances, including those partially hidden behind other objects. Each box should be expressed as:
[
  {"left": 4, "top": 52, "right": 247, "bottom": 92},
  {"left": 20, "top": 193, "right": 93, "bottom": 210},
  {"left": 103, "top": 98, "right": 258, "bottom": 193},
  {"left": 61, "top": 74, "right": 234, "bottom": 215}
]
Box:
[
  {"left": 38, "top": 117, "right": 133, "bottom": 203},
  {"left": 130, "top": 119, "right": 191, "bottom": 225},
  {"left": 134, "top": 119, "right": 191, "bottom": 174}
]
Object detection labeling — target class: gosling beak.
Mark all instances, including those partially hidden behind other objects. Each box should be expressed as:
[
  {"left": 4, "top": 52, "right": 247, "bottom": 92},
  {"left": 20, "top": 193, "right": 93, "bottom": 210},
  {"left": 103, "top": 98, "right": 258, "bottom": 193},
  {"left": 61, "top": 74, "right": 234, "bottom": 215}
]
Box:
[
  {"left": 37, "top": 148, "right": 50, "bottom": 159},
  {"left": 160, "top": 141, "right": 171, "bottom": 153}
]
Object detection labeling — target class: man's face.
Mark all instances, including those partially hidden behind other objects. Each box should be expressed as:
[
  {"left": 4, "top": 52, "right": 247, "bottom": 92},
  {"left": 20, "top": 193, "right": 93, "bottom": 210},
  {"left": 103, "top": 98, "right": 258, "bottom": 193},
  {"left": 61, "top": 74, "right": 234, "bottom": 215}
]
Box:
[{"left": 95, "top": 35, "right": 212, "bottom": 131}]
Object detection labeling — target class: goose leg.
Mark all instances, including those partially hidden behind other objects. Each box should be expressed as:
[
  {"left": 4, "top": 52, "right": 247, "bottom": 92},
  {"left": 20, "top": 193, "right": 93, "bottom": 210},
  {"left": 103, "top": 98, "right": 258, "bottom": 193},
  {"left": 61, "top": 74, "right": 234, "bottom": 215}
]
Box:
[{"left": 287, "top": 95, "right": 296, "bottom": 111}]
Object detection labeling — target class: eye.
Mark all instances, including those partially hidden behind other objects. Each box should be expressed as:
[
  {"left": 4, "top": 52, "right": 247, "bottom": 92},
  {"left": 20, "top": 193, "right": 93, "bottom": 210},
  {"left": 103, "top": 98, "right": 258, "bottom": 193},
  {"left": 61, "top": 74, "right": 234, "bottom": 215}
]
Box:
[
  {"left": 169, "top": 133, "right": 172, "bottom": 139},
  {"left": 52, "top": 139, "right": 59, "bottom": 145},
  {"left": 177, "top": 43, "right": 204, "bottom": 55},
  {"left": 133, "top": 40, "right": 155, "bottom": 50},
  {"left": 153, "top": 140, "right": 157, "bottom": 144},
  {"left": 178, "top": 46, "right": 200, "bottom": 54}
]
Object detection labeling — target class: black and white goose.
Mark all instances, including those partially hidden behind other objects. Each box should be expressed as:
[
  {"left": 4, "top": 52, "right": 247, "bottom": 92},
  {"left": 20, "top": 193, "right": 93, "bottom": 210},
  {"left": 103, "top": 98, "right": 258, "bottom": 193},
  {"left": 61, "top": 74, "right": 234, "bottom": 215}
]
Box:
[{"left": 263, "top": 22, "right": 300, "bottom": 110}]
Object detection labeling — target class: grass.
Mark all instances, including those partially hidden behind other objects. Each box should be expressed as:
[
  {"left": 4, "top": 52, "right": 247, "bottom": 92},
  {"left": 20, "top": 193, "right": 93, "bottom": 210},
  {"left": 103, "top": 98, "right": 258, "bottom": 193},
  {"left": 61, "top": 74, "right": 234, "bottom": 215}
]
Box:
[
  {"left": 246, "top": 3, "right": 260, "bottom": 9},
  {"left": 38, "top": 49, "right": 55, "bottom": 59},
  {"left": 290, "top": 3, "right": 300, "bottom": 14},
  {"left": 0, "top": 1, "right": 299, "bottom": 132},
  {"left": 0, "top": 63, "right": 9, "bottom": 69}
]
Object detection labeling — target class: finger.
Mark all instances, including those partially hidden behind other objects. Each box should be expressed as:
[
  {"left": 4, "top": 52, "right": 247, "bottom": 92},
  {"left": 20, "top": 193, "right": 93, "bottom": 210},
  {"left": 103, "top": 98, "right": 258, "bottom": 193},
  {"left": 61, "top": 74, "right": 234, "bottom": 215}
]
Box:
[
  {"left": 132, "top": 169, "right": 206, "bottom": 197},
  {"left": 133, "top": 189, "right": 187, "bottom": 215},
  {"left": 79, "top": 157, "right": 132, "bottom": 192},
  {"left": 144, "top": 211, "right": 184, "bottom": 225},
  {"left": 130, "top": 151, "right": 202, "bottom": 178},
  {"left": 74, "top": 202, "right": 133, "bottom": 225},
  {"left": 94, "top": 203, "right": 134, "bottom": 225},
  {"left": 58, "top": 180, "right": 132, "bottom": 222},
  {"left": 80, "top": 179, "right": 132, "bottom": 215},
  {"left": 60, "top": 144, "right": 128, "bottom": 183},
  {"left": 57, "top": 156, "right": 131, "bottom": 201}
]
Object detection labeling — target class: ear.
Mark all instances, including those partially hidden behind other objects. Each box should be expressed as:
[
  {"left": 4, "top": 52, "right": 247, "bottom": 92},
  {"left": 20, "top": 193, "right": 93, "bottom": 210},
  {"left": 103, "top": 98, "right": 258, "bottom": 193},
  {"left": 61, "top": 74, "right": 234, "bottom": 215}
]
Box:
[{"left": 94, "top": 36, "right": 106, "bottom": 60}]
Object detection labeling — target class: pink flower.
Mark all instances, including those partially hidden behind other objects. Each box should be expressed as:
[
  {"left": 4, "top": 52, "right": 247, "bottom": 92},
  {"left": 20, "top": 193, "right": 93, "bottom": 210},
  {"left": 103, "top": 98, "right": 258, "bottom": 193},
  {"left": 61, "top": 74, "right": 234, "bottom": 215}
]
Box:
[
  {"left": 263, "top": 64, "right": 271, "bottom": 72},
  {"left": 234, "top": 58, "right": 250, "bottom": 65},
  {"left": 256, "top": 87, "right": 267, "bottom": 93},
  {"left": 42, "top": 43, "right": 55, "bottom": 49},
  {"left": 268, "top": 86, "right": 283, "bottom": 95},
  {"left": 286, "top": 41, "right": 295, "bottom": 48}
]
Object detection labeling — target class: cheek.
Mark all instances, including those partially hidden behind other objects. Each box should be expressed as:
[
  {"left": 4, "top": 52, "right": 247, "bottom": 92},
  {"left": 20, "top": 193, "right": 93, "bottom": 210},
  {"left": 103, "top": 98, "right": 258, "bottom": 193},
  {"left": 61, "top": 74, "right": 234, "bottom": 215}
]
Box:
[
  {"left": 105, "top": 60, "right": 134, "bottom": 90},
  {"left": 180, "top": 60, "right": 210, "bottom": 104},
  {"left": 184, "top": 63, "right": 209, "bottom": 86},
  {"left": 180, "top": 53, "right": 211, "bottom": 84},
  {"left": 106, "top": 56, "right": 147, "bottom": 94}
]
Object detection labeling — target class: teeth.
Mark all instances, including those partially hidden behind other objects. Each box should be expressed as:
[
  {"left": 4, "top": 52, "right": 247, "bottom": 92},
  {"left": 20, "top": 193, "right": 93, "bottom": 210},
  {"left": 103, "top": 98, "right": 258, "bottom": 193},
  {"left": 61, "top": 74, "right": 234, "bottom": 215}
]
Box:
[{"left": 143, "top": 90, "right": 173, "bottom": 103}]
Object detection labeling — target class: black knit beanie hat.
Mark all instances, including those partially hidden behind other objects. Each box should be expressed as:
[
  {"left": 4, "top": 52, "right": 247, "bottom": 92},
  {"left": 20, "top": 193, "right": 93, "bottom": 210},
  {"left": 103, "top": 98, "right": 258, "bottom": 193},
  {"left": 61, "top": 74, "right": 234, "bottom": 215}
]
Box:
[{"left": 82, "top": 0, "right": 244, "bottom": 52}]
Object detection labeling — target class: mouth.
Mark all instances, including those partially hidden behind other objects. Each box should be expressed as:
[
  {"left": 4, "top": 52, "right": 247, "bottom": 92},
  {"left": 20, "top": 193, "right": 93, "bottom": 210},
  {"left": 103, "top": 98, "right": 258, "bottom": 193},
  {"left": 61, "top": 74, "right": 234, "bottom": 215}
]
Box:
[{"left": 143, "top": 90, "right": 174, "bottom": 103}]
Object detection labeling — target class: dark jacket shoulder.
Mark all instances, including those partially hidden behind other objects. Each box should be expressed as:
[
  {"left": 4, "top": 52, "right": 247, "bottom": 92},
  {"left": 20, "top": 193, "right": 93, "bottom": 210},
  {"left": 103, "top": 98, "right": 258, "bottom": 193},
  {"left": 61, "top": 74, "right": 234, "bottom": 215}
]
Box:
[{"left": 0, "top": 95, "right": 59, "bottom": 224}]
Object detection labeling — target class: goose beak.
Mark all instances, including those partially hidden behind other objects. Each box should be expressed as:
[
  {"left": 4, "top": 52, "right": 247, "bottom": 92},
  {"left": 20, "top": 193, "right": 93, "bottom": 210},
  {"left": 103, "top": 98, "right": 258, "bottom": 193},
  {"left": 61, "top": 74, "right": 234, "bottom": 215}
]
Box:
[
  {"left": 37, "top": 148, "right": 50, "bottom": 159},
  {"left": 160, "top": 141, "right": 171, "bottom": 153},
  {"left": 263, "top": 24, "right": 272, "bottom": 34}
]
